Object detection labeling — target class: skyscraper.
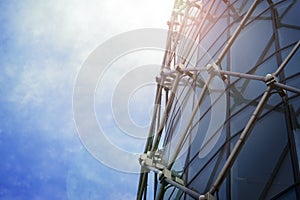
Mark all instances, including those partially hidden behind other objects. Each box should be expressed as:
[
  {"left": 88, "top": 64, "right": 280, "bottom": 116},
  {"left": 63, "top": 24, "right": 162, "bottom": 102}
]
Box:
[{"left": 137, "top": 0, "right": 300, "bottom": 199}]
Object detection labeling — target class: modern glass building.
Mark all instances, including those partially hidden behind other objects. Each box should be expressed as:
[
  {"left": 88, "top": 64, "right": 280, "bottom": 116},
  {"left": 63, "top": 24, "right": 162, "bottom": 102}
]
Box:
[{"left": 137, "top": 0, "right": 300, "bottom": 199}]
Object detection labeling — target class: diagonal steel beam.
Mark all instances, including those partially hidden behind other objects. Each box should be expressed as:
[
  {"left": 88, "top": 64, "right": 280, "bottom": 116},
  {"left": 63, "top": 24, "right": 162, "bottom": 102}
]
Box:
[
  {"left": 274, "top": 40, "right": 300, "bottom": 77},
  {"left": 273, "top": 82, "right": 300, "bottom": 95},
  {"left": 151, "top": 71, "right": 182, "bottom": 152},
  {"left": 210, "top": 85, "right": 272, "bottom": 194},
  {"left": 181, "top": 0, "right": 215, "bottom": 65},
  {"left": 215, "top": 0, "right": 262, "bottom": 66},
  {"left": 137, "top": 82, "right": 163, "bottom": 200},
  {"left": 167, "top": 74, "right": 213, "bottom": 170}
]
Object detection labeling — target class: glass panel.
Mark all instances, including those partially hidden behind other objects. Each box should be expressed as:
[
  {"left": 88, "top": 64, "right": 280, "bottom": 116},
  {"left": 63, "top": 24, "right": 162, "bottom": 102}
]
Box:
[
  {"left": 265, "top": 149, "right": 295, "bottom": 199},
  {"left": 188, "top": 151, "right": 222, "bottom": 194},
  {"left": 283, "top": 47, "right": 300, "bottom": 80},
  {"left": 231, "top": 104, "right": 289, "bottom": 200},
  {"left": 289, "top": 96, "right": 300, "bottom": 169},
  {"left": 139, "top": 0, "right": 300, "bottom": 199},
  {"left": 280, "top": 0, "right": 300, "bottom": 27},
  {"left": 230, "top": 100, "right": 256, "bottom": 135},
  {"left": 272, "top": 186, "right": 298, "bottom": 200},
  {"left": 231, "top": 19, "right": 274, "bottom": 74},
  {"left": 161, "top": 185, "right": 175, "bottom": 200}
]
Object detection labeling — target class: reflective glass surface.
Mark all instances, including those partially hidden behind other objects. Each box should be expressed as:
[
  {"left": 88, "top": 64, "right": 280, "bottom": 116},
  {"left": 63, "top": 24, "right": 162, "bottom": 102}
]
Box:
[{"left": 137, "top": 0, "right": 300, "bottom": 199}]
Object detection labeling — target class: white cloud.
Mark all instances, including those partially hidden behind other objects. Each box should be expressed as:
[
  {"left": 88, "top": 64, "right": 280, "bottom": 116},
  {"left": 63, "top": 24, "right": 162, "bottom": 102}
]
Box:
[
  {"left": 7, "top": 0, "right": 173, "bottom": 118},
  {"left": 12, "top": 0, "right": 173, "bottom": 51},
  {"left": 2, "top": 0, "right": 174, "bottom": 198}
]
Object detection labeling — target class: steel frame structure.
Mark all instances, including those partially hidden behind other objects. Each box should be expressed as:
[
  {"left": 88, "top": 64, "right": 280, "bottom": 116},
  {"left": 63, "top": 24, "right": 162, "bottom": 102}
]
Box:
[{"left": 137, "top": 0, "right": 300, "bottom": 199}]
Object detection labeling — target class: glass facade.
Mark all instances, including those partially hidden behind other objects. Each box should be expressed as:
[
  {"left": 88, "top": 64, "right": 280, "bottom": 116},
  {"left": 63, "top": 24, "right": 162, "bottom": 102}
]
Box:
[{"left": 137, "top": 0, "right": 300, "bottom": 199}]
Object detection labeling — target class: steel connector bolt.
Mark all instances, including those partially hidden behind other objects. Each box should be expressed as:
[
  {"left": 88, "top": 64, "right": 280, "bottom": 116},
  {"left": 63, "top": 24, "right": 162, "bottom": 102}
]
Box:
[
  {"left": 199, "top": 193, "right": 215, "bottom": 200},
  {"left": 206, "top": 63, "right": 220, "bottom": 77},
  {"left": 265, "top": 73, "right": 277, "bottom": 86}
]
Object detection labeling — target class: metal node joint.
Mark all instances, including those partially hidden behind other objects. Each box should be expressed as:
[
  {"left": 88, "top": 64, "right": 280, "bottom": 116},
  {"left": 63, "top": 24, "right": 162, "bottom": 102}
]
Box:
[
  {"left": 264, "top": 73, "right": 277, "bottom": 86},
  {"left": 199, "top": 193, "right": 215, "bottom": 200},
  {"left": 172, "top": 2, "right": 187, "bottom": 15},
  {"left": 139, "top": 150, "right": 165, "bottom": 172},
  {"left": 175, "top": 63, "right": 185, "bottom": 73},
  {"left": 140, "top": 150, "right": 216, "bottom": 200},
  {"left": 206, "top": 63, "right": 222, "bottom": 78},
  {"left": 159, "top": 168, "right": 185, "bottom": 185},
  {"left": 264, "top": 73, "right": 286, "bottom": 97},
  {"left": 138, "top": 150, "right": 185, "bottom": 185},
  {"left": 160, "top": 65, "right": 184, "bottom": 90}
]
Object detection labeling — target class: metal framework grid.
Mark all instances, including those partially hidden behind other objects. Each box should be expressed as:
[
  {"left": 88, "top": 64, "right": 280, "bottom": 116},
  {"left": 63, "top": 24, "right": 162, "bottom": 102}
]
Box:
[{"left": 137, "top": 0, "right": 300, "bottom": 199}]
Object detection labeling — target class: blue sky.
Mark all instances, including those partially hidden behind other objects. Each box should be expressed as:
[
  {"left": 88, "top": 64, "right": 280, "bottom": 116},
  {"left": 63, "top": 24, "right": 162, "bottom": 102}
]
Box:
[{"left": 0, "top": 0, "right": 173, "bottom": 199}]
